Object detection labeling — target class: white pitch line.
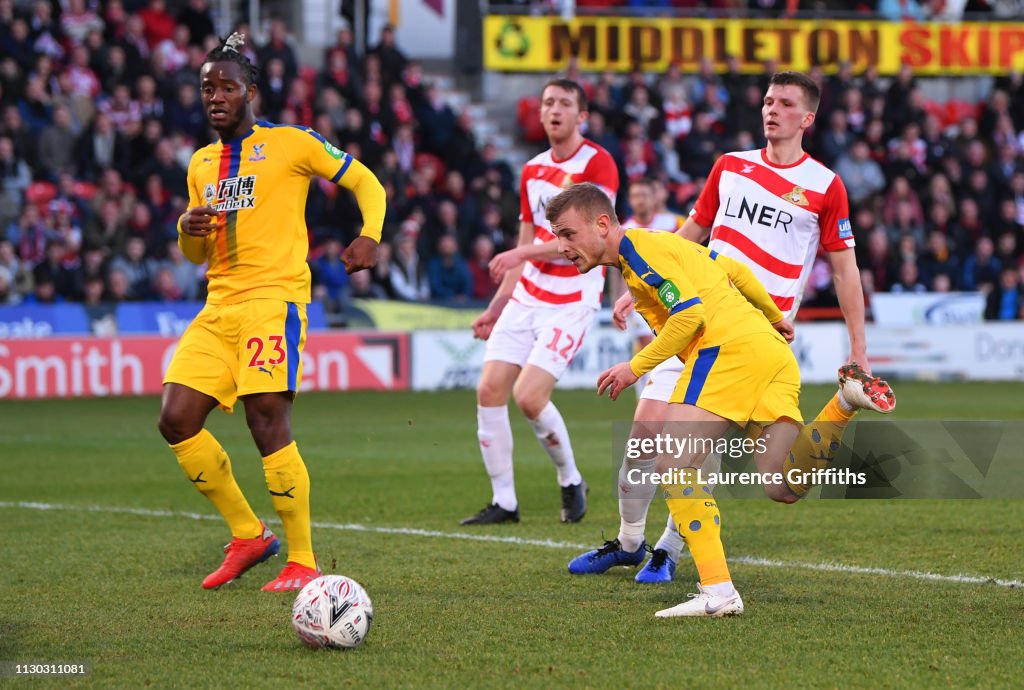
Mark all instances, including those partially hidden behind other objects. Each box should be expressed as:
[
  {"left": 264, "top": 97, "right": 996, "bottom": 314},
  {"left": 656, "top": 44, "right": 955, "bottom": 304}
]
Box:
[{"left": 1, "top": 500, "right": 1021, "bottom": 589}]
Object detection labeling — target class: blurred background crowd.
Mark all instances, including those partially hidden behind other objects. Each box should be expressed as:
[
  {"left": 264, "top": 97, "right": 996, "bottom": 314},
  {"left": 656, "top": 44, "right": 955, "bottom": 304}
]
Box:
[{"left": 1, "top": 0, "right": 1022, "bottom": 322}]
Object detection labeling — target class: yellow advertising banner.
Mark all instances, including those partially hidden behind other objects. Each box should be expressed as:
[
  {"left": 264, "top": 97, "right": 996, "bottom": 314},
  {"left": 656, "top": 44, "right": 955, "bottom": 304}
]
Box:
[
  {"left": 352, "top": 299, "right": 479, "bottom": 331},
  {"left": 484, "top": 16, "right": 1024, "bottom": 75}
]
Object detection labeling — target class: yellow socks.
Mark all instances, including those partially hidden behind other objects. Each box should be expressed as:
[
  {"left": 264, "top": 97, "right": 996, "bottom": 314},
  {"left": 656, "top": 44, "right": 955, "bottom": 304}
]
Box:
[
  {"left": 663, "top": 468, "right": 731, "bottom": 586},
  {"left": 171, "top": 429, "right": 262, "bottom": 539},
  {"left": 786, "top": 392, "right": 857, "bottom": 496},
  {"left": 263, "top": 442, "right": 316, "bottom": 570}
]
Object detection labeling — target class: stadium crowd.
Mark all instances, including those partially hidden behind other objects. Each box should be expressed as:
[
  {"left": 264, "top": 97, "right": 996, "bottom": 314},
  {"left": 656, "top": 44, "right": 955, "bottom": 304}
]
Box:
[{"left": 0, "top": 0, "right": 1022, "bottom": 322}]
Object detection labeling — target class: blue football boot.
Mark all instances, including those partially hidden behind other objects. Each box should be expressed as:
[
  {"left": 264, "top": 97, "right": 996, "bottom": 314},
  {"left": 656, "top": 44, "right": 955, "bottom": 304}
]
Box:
[
  {"left": 568, "top": 538, "right": 646, "bottom": 574},
  {"left": 634, "top": 547, "right": 676, "bottom": 584}
]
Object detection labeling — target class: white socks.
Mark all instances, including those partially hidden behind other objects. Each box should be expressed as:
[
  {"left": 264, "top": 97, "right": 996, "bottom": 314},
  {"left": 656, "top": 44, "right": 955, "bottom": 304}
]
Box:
[
  {"left": 617, "top": 455, "right": 657, "bottom": 552},
  {"left": 477, "top": 405, "right": 517, "bottom": 511},
  {"left": 528, "top": 402, "right": 582, "bottom": 488}
]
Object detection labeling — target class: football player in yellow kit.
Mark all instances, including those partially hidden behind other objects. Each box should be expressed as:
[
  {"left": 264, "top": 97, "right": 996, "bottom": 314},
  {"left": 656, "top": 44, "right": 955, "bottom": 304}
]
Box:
[
  {"left": 157, "top": 33, "right": 386, "bottom": 592},
  {"left": 547, "top": 182, "right": 864, "bottom": 617}
]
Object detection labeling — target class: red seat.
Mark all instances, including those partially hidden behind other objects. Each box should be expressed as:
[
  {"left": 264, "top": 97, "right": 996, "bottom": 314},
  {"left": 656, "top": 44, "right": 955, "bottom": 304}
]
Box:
[
  {"left": 26, "top": 181, "right": 57, "bottom": 208},
  {"left": 517, "top": 96, "right": 545, "bottom": 143}
]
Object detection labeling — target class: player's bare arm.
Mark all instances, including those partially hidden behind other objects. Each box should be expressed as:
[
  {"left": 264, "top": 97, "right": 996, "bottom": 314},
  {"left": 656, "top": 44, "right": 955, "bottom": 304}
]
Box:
[
  {"left": 474, "top": 221, "right": 535, "bottom": 339},
  {"left": 676, "top": 216, "right": 710, "bottom": 243},
  {"left": 488, "top": 222, "right": 565, "bottom": 282},
  {"left": 829, "top": 248, "right": 869, "bottom": 372}
]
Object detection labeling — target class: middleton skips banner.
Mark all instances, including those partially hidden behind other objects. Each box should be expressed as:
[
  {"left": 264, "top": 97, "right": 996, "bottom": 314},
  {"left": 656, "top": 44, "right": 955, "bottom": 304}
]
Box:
[{"left": 484, "top": 16, "right": 1024, "bottom": 75}]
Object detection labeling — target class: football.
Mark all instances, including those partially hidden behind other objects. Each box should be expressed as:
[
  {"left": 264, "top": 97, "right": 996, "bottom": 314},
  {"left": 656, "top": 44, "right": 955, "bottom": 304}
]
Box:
[{"left": 291, "top": 575, "right": 374, "bottom": 649}]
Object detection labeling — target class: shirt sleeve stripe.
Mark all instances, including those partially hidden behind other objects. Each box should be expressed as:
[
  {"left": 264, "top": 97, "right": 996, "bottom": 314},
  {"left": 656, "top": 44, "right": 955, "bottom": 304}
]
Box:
[
  {"left": 709, "top": 249, "right": 718, "bottom": 260},
  {"left": 619, "top": 235, "right": 663, "bottom": 286},
  {"left": 331, "top": 154, "right": 353, "bottom": 183},
  {"left": 669, "top": 296, "right": 702, "bottom": 315}
]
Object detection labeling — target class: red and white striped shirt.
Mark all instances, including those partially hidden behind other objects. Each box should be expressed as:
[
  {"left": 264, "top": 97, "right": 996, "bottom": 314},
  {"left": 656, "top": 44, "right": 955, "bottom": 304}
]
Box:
[
  {"left": 515, "top": 140, "right": 619, "bottom": 309},
  {"left": 690, "top": 149, "right": 854, "bottom": 318}
]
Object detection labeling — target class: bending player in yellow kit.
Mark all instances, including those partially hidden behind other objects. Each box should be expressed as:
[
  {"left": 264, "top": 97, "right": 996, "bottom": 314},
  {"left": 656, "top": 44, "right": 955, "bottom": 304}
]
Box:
[
  {"left": 156, "top": 33, "right": 386, "bottom": 592},
  {"left": 547, "top": 183, "right": 853, "bottom": 617}
]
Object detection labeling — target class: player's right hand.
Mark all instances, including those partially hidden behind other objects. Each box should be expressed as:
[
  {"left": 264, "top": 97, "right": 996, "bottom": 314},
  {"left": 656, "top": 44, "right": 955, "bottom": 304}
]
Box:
[
  {"left": 488, "top": 247, "right": 524, "bottom": 282},
  {"left": 772, "top": 318, "right": 795, "bottom": 343},
  {"left": 179, "top": 206, "right": 220, "bottom": 237},
  {"left": 612, "top": 292, "right": 635, "bottom": 331},
  {"left": 472, "top": 308, "right": 499, "bottom": 340}
]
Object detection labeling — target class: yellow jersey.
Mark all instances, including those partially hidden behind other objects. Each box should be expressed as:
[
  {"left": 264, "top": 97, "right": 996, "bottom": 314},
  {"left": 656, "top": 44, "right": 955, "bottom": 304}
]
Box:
[
  {"left": 619, "top": 228, "right": 785, "bottom": 364},
  {"left": 183, "top": 120, "right": 379, "bottom": 305}
]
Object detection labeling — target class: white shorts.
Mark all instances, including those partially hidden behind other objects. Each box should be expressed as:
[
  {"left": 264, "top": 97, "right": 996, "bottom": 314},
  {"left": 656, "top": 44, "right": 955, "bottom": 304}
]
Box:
[
  {"left": 639, "top": 357, "right": 685, "bottom": 402},
  {"left": 483, "top": 299, "right": 596, "bottom": 379}
]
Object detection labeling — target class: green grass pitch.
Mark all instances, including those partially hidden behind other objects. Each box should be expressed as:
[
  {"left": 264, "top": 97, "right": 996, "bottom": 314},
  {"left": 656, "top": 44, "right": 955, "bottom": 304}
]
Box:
[{"left": 1, "top": 383, "right": 1022, "bottom": 689}]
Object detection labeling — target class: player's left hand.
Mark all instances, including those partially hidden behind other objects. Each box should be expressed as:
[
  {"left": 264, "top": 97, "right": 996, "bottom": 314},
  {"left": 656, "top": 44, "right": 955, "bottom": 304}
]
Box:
[
  {"left": 342, "top": 236, "right": 379, "bottom": 274},
  {"left": 597, "top": 362, "right": 639, "bottom": 401},
  {"left": 773, "top": 318, "right": 795, "bottom": 343},
  {"left": 489, "top": 247, "right": 525, "bottom": 282}
]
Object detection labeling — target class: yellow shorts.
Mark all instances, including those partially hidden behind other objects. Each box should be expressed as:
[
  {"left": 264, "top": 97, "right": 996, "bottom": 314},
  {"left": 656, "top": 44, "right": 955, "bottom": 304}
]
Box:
[
  {"left": 164, "top": 299, "right": 308, "bottom": 412},
  {"left": 670, "top": 332, "right": 802, "bottom": 425}
]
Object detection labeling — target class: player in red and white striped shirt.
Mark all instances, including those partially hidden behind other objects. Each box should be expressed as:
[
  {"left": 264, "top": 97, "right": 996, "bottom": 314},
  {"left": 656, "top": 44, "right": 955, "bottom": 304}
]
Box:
[
  {"left": 462, "top": 79, "right": 619, "bottom": 526},
  {"left": 570, "top": 72, "right": 894, "bottom": 595}
]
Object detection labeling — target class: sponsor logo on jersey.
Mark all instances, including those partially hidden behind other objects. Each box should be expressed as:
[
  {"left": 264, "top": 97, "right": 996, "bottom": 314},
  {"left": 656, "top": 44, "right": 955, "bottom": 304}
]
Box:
[
  {"left": 210, "top": 174, "right": 257, "bottom": 211},
  {"left": 781, "top": 185, "right": 810, "bottom": 206},
  {"left": 741, "top": 163, "right": 756, "bottom": 174},
  {"left": 838, "top": 217, "right": 853, "bottom": 239},
  {"left": 657, "top": 280, "right": 681, "bottom": 309},
  {"left": 723, "top": 196, "right": 794, "bottom": 232},
  {"left": 324, "top": 141, "right": 345, "bottom": 159}
]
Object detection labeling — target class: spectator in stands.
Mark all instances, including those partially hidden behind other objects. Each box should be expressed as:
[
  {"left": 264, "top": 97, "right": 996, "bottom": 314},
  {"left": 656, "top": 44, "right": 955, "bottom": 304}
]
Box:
[
  {"left": 835, "top": 139, "right": 886, "bottom": 206},
  {"left": 427, "top": 233, "right": 472, "bottom": 303},
  {"left": 963, "top": 236, "right": 1002, "bottom": 292},
  {"left": 177, "top": 0, "right": 214, "bottom": 47},
  {"left": 468, "top": 234, "right": 498, "bottom": 301},
  {"left": 105, "top": 266, "right": 131, "bottom": 302},
  {"left": 996, "top": 229, "right": 1020, "bottom": 268},
  {"left": 0, "top": 264, "right": 16, "bottom": 305},
  {"left": 350, "top": 264, "right": 388, "bottom": 300},
  {"left": 24, "top": 275, "right": 60, "bottom": 304},
  {"left": 77, "top": 111, "right": 129, "bottom": 179},
  {"left": 158, "top": 240, "right": 198, "bottom": 301},
  {"left": 138, "top": 0, "right": 177, "bottom": 51},
  {"left": 416, "top": 83, "right": 456, "bottom": 156},
  {"left": 311, "top": 236, "right": 351, "bottom": 315},
  {"left": 8, "top": 203, "right": 49, "bottom": 268},
  {"left": 891, "top": 260, "right": 927, "bottom": 294},
  {"left": 152, "top": 265, "right": 183, "bottom": 301},
  {"left": 33, "top": 238, "right": 77, "bottom": 300},
  {"left": 985, "top": 267, "right": 1022, "bottom": 320},
  {"left": 0, "top": 135, "right": 31, "bottom": 225},
  {"left": 0, "top": 237, "right": 29, "bottom": 300},
  {"left": 110, "top": 235, "right": 156, "bottom": 300},
  {"left": 369, "top": 24, "right": 407, "bottom": 88},
  {"left": 866, "top": 226, "right": 898, "bottom": 292},
  {"left": 389, "top": 220, "right": 429, "bottom": 301},
  {"left": 919, "top": 231, "right": 961, "bottom": 289},
  {"left": 38, "top": 104, "right": 77, "bottom": 180},
  {"left": 85, "top": 197, "right": 128, "bottom": 257},
  {"left": 164, "top": 81, "right": 206, "bottom": 144},
  {"left": 260, "top": 17, "right": 299, "bottom": 83}
]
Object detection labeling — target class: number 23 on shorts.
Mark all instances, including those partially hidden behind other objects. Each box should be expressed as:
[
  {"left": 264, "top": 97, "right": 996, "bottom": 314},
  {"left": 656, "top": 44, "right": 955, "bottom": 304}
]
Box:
[{"left": 247, "top": 335, "right": 286, "bottom": 369}]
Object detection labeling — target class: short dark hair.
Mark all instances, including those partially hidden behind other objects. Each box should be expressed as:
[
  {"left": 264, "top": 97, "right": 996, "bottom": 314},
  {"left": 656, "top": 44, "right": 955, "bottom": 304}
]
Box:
[
  {"left": 769, "top": 71, "right": 820, "bottom": 113},
  {"left": 541, "top": 78, "right": 588, "bottom": 113},
  {"left": 545, "top": 183, "right": 615, "bottom": 227},
  {"left": 203, "top": 32, "right": 258, "bottom": 86}
]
